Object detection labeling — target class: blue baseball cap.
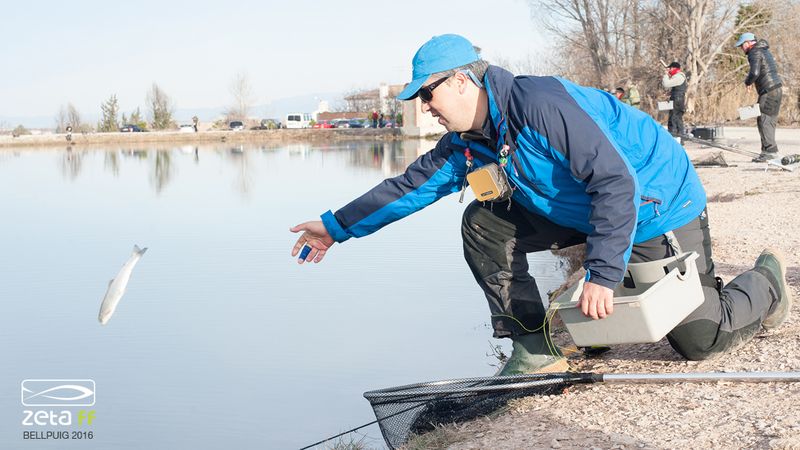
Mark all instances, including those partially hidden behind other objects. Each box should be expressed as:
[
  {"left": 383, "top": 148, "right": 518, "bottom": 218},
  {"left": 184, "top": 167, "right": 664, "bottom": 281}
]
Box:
[
  {"left": 735, "top": 32, "right": 756, "bottom": 47},
  {"left": 396, "top": 34, "right": 480, "bottom": 100}
]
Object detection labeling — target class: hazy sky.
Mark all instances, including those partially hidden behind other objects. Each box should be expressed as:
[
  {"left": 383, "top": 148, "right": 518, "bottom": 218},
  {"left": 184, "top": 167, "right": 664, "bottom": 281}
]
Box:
[{"left": 1, "top": 0, "right": 547, "bottom": 119}]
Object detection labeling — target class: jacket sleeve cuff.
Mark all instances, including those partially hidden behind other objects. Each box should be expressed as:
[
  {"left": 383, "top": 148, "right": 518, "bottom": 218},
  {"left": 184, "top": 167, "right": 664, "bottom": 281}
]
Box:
[
  {"left": 585, "top": 269, "right": 619, "bottom": 290},
  {"left": 321, "top": 210, "right": 351, "bottom": 243}
]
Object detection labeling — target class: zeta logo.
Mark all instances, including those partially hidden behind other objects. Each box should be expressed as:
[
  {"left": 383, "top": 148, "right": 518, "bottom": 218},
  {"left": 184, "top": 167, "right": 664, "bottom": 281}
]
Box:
[{"left": 21, "top": 380, "right": 95, "bottom": 407}]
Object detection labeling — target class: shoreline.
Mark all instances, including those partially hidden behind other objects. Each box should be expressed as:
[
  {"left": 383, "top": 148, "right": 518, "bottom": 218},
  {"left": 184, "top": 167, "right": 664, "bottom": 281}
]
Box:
[
  {"left": 0, "top": 128, "right": 408, "bottom": 149},
  {"left": 403, "top": 128, "right": 800, "bottom": 449}
]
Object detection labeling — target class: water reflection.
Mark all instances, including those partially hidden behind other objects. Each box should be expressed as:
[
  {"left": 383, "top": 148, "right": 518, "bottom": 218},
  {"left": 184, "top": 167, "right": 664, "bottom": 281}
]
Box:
[
  {"left": 104, "top": 150, "right": 120, "bottom": 176},
  {"left": 60, "top": 147, "right": 84, "bottom": 180},
  {"left": 0, "top": 140, "right": 566, "bottom": 449},
  {"left": 227, "top": 145, "right": 253, "bottom": 195},
  {"left": 43, "top": 140, "right": 436, "bottom": 196}
]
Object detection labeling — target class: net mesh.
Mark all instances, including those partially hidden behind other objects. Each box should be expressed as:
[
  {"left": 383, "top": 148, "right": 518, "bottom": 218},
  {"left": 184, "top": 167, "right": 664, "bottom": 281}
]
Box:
[
  {"left": 692, "top": 151, "right": 729, "bottom": 167},
  {"left": 363, "top": 372, "right": 593, "bottom": 449}
]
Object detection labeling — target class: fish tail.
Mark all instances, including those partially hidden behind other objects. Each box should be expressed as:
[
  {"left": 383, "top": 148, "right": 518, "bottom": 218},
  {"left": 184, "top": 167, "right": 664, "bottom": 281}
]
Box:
[{"left": 133, "top": 245, "right": 148, "bottom": 255}]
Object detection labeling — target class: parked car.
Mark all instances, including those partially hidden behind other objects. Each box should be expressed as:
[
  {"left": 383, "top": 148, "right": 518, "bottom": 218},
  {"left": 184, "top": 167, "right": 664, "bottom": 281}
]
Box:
[
  {"left": 313, "top": 119, "right": 335, "bottom": 129},
  {"left": 285, "top": 113, "right": 312, "bottom": 129},
  {"left": 119, "top": 124, "right": 144, "bottom": 132},
  {"left": 348, "top": 119, "right": 366, "bottom": 128},
  {"left": 261, "top": 118, "right": 281, "bottom": 129},
  {"left": 332, "top": 119, "right": 350, "bottom": 128},
  {"left": 229, "top": 121, "right": 245, "bottom": 131},
  {"left": 179, "top": 124, "right": 196, "bottom": 133}
]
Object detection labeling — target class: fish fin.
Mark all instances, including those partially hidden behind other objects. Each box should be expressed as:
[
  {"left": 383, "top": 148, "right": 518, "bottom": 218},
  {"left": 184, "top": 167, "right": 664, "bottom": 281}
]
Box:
[{"left": 133, "top": 245, "right": 148, "bottom": 255}]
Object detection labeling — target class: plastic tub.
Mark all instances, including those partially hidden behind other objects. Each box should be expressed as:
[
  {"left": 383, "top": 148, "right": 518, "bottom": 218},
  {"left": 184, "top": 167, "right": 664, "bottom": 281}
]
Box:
[
  {"left": 657, "top": 101, "right": 674, "bottom": 111},
  {"left": 551, "top": 252, "right": 703, "bottom": 346},
  {"left": 738, "top": 103, "right": 761, "bottom": 120}
]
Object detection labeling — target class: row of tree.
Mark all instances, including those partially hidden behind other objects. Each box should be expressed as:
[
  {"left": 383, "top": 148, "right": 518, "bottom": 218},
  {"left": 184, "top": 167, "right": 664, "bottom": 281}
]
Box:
[
  {"left": 519, "top": 0, "right": 799, "bottom": 123},
  {"left": 55, "top": 83, "right": 174, "bottom": 133},
  {"left": 56, "top": 72, "right": 257, "bottom": 133}
]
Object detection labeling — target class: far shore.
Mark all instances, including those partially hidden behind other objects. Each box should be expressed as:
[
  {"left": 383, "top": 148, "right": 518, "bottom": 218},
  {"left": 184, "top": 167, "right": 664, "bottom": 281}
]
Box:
[{"left": 0, "top": 128, "right": 408, "bottom": 149}]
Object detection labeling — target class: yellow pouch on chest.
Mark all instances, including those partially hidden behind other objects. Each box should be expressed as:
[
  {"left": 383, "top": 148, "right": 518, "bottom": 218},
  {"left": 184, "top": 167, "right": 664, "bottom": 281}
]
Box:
[{"left": 466, "top": 163, "right": 513, "bottom": 202}]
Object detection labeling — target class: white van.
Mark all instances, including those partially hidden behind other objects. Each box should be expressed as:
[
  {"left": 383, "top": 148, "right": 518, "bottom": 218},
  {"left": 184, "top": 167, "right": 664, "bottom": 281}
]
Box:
[{"left": 285, "top": 113, "right": 312, "bottom": 129}]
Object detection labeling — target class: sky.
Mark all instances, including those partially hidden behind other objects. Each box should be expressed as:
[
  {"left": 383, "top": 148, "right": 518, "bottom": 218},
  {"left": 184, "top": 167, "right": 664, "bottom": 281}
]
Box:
[{"left": 0, "top": 0, "right": 547, "bottom": 123}]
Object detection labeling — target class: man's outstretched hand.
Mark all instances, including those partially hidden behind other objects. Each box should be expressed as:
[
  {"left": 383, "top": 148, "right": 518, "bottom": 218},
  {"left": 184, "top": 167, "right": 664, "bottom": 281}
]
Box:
[
  {"left": 290, "top": 221, "right": 335, "bottom": 264},
  {"left": 579, "top": 281, "right": 614, "bottom": 320}
]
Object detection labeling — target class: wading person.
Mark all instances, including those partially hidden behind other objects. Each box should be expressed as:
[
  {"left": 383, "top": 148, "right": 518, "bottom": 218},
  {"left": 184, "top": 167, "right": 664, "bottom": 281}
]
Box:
[
  {"left": 662, "top": 61, "right": 687, "bottom": 137},
  {"left": 290, "top": 34, "right": 792, "bottom": 375},
  {"left": 736, "top": 32, "right": 783, "bottom": 162}
]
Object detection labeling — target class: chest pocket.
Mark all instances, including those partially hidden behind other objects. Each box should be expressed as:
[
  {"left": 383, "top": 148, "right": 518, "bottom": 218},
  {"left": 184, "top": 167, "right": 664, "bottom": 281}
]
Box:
[{"left": 638, "top": 195, "right": 662, "bottom": 223}]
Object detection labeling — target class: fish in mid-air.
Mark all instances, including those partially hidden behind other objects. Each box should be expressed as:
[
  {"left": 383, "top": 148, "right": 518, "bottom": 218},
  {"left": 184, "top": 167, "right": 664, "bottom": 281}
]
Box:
[{"left": 98, "top": 245, "right": 147, "bottom": 325}]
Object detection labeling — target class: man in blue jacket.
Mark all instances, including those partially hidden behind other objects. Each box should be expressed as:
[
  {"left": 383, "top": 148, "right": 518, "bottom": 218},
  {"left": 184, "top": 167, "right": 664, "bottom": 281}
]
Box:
[{"left": 290, "top": 34, "right": 791, "bottom": 375}]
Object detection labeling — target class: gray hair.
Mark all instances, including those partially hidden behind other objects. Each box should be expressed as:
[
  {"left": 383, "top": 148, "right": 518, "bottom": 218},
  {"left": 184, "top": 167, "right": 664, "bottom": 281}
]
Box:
[{"left": 434, "top": 59, "right": 489, "bottom": 85}]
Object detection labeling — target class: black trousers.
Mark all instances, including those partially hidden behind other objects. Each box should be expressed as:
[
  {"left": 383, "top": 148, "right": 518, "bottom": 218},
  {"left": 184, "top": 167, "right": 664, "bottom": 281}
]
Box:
[
  {"left": 757, "top": 88, "right": 782, "bottom": 154},
  {"left": 461, "top": 200, "right": 778, "bottom": 360},
  {"left": 667, "top": 108, "right": 685, "bottom": 136}
]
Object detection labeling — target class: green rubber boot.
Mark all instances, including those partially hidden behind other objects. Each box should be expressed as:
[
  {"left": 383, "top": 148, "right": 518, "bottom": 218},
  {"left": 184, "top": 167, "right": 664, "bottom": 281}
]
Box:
[
  {"left": 754, "top": 248, "right": 793, "bottom": 330},
  {"left": 496, "top": 333, "right": 570, "bottom": 376}
]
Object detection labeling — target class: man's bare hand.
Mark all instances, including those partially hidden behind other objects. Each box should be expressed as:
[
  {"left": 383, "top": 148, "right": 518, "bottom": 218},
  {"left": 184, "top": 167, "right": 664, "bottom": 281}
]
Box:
[
  {"left": 290, "top": 221, "right": 335, "bottom": 264},
  {"left": 579, "top": 281, "right": 615, "bottom": 320}
]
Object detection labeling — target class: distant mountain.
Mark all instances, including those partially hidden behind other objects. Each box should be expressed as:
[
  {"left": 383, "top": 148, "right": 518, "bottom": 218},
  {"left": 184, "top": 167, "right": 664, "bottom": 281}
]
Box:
[
  {"left": 1, "top": 91, "right": 346, "bottom": 130},
  {"left": 0, "top": 114, "right": 58, "bottom": 130}
]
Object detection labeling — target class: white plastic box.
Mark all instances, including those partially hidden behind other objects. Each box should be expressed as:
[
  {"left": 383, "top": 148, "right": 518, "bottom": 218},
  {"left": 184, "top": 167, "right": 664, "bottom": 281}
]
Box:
[
  {"left": 551, "top": 252, "right": 703, "bottom": 346},
  {"left": 738, "top": 103, "right": 761, "bottom": 120},
  {"left": 657, "top": 101, "right": 674, "bottom": 111}
]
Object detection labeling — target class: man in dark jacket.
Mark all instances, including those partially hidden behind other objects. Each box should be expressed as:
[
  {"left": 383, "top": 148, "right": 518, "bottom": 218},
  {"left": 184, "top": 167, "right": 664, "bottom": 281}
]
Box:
[
  {"left": 290, "top": 34, "right": 791, "bottom": 375},
  {"left": 736, "top": 32, "right": 783, "bottom": 162}
]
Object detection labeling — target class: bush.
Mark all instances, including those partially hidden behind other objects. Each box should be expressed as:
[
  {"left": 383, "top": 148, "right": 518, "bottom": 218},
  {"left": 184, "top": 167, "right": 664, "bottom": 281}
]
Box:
[{"left": 12, "top": 125, "right": 30, "bottom": 137}]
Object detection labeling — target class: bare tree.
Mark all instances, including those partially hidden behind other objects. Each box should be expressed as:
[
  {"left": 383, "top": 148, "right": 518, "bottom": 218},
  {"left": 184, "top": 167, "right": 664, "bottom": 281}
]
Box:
[
  {"left": 146, "top": 83, "right": 175, "bottom": 130},
  {"left": 227, "top": 72, "right": 256, "bottom": 121},
  {"left": 58, "top": 103, "right": 93, "bottom": 133},
  {"left": 490, "top": 53, "right": 556, "bottom": 75},
  {"left": 529, "top": 0, "right": 797, "bottom": 121},
  {"left": 55, "top": 106, "right": 68, "bottom": 133},
  {"left": 533, "top": 0, "right": 633, "bottom": 87},
  {"left": 340, "top": 89, "right": 380, "bottom": 113},
  {"left": 652, "top": 0, "right": 773, "bottom": 114}
]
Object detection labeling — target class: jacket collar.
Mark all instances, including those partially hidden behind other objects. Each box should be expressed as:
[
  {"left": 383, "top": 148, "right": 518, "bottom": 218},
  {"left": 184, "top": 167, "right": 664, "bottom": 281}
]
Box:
[{"left": 482, "top": 65, "right": 516, "bottom": 151}]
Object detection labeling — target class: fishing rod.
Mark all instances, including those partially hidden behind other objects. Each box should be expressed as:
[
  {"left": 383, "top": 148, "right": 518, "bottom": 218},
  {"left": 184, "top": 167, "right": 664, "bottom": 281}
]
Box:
[
  {"left": 300, "top": 371, "right": 800, "bottom": 449},
  {"left": 679, "top": 133, "right": 760, "bottom": 158}
]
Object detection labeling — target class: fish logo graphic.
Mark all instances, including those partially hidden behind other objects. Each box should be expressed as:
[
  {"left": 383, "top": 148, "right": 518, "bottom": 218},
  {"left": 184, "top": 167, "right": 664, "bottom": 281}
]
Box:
[{"left": 21, "top": 380, "right": 95, "bottom": 407}]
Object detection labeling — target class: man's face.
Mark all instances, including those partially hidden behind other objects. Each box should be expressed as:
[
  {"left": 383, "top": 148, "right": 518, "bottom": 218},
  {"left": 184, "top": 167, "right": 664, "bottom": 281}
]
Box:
[
  {"left": 419, "top": 72, "right": 479, "bottom": 133},
  {"left": 741, "top": 41, "right": 755, "bottom": 53}
]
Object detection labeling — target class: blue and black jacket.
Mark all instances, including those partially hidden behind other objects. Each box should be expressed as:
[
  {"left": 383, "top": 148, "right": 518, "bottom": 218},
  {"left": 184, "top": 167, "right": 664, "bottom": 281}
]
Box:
[{"left": 321, "top": 66, "right": 707, "bottom": 289}]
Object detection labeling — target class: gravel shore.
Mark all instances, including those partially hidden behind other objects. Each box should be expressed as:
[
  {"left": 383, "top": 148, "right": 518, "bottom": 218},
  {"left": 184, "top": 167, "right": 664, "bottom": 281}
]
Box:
[{"left": 410, "top": 126, "right": 800, "bottom": 450}]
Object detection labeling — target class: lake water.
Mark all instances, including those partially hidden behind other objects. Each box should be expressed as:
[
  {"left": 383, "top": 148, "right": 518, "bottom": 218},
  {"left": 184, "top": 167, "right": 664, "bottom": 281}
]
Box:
[{"left": 0, "top": 140, "right": 567, "bottom": 449}]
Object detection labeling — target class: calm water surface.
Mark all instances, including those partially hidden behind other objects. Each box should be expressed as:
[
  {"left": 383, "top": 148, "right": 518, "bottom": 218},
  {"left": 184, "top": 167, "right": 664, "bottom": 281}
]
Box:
[{"left": 0, "top": 141, "right": 566, "bottom": 449}]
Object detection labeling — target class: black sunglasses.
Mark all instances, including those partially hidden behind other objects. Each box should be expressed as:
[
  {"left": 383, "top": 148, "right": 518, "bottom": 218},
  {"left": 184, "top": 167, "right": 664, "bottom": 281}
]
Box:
[{"left": 417, "top": 75, "right": 451, "bottom": 103}]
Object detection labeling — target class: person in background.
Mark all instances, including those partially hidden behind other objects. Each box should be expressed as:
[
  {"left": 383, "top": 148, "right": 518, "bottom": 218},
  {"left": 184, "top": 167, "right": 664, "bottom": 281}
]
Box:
[
  {"left": 662, "top": 62, "right": 687, "bottom": 137},
  {"left": 290, "top": 34, "right": 791, "bottom": 376},
  {"left": 371, "top": 110, "right": 379, "bottom": 128},
  {"left": 735, "top": 32, "right": 783, "bottom": 162},
  {"left": 614, "top": 87, "right": 626, "bottom": 102},
  {"left": 623, "top": 82, "right": 641, "bottom": 109}
]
